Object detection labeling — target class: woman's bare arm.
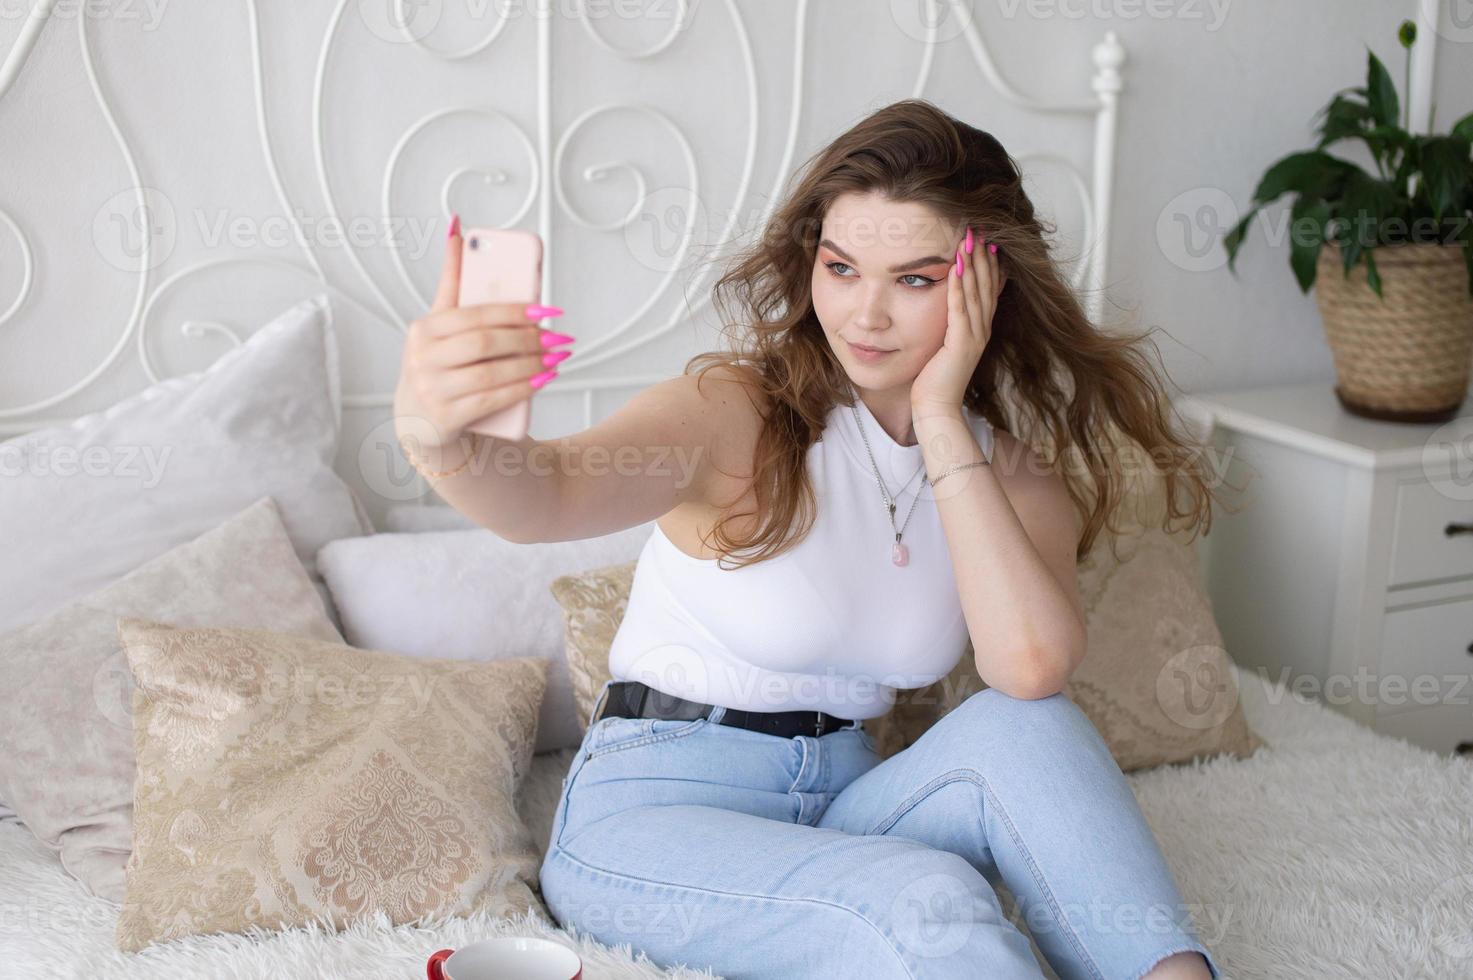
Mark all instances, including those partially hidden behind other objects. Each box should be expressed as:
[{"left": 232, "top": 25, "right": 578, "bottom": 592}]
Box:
[
  {"left": 394, "top": 221, "right": 753, "bottom": 544},
  {"left": 424, "top": 369, "right": 748, "bottom": 544}
]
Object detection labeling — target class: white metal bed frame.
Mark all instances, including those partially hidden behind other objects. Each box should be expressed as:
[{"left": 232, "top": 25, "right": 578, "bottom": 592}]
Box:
[{"left": 0, "top": 0, "right": 1444, "bottom": 445}]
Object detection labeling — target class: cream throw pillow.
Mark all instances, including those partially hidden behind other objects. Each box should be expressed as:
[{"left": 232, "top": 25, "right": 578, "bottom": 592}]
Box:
[
  {"left": 115, "top": 617, "right": 549, "bottom": 953},
  {"left": 875, "top": 522, "right": 1265, "bottom": 771},
  {"left": 550, "top": 525, "right": 1262, "bottom": 773},
  {"left": 551, "top": 561, "right": 641, "bottom": 731}
]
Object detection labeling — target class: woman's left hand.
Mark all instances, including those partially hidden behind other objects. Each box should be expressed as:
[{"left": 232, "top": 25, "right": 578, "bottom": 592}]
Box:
[{"left": 910, "top": 225, "right": 1006, "bottom": 416}]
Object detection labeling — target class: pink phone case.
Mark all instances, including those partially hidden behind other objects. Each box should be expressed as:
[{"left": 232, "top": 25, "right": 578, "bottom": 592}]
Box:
[{"left": 457, "top": 227, "right": 544, "bottom": 440}]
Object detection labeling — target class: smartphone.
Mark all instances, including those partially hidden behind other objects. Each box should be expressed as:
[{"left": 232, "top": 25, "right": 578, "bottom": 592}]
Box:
[{"left": 456, "top": 227, "right": 545, "bottom": 440}]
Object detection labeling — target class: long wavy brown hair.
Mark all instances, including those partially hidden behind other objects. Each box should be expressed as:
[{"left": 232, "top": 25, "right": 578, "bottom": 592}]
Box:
[{"left": 682, "top": 98, "right": 1233, "bottom": 570}]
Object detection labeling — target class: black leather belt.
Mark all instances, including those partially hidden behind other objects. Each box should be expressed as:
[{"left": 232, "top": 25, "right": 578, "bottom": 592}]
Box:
[{"left": 593, "top": 680, "right": 860, "bottom": 739}]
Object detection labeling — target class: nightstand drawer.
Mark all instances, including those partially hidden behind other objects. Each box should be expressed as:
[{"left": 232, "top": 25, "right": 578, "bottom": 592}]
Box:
[
  {"left": 1389, "top": 481, "right": 1473, "bottom": 587},
  {"left": 1375, "top": 701, "right": 1473, "bottom": 756},
  {"left": 1376, "top": 595, "right": 1473, "bottom": 718}
]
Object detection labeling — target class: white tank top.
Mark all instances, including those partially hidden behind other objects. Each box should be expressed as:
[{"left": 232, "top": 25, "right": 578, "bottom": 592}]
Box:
[{"left": 606, "top": 395, "right": 995, "bottom": 721}]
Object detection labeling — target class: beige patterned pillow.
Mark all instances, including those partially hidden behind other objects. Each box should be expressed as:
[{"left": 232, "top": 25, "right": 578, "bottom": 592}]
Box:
[
  {"left": 550, "top": 525, "right": 1262, "bottom": 773},
  {"left": 115, "top": 617, "right": 549, "bottom": 953},
  {"left": 869, "top": 523, "right": 1265, "bottom": 771},
  {"left": 550, "top": 561, "right": 641, "bottom": 732}
]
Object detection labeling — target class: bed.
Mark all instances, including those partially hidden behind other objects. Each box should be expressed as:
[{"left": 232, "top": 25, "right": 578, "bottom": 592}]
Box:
[
  {"left": 2, "top": 660, "right": 1469, "bottom": 977},
  {"left": 4, "top": 6, "right": 1466, "bottom": 978}
]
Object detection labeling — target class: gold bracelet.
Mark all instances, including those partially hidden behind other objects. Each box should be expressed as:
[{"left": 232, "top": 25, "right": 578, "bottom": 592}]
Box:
[
  {"left": 927, "top": 458, "right": 990, "bottom": 487},
  {"left": 398, "top": 432, "right": 481, "bottom": 480}
]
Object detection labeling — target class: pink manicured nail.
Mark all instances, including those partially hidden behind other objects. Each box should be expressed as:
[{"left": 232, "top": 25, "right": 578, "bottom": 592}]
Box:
[
  {"left": 447, "top": 213, "right": 460, "bottom": 240},
  {"left": 955, "top": 250, "right": 964, "bottom": 277},
  {"left": 989, "top": 242, "right": 998, "bottom": 254},
  {"left": 964, "top": 227, "right": 974, "bottom": 254},
  {"left": 525, "top": 304, "right": 564, "bottom": 319},
  {"left": 539, "top": 331, "right": 575, "bottom": 347},
  {"left": 530, "top": 369, "right": 558, "bottom": 389},
  {"left": 542, "top": 349, "right": 572, "bottom": 367}
]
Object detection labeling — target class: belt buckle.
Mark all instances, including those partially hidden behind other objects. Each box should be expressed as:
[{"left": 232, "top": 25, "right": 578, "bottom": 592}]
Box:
[{"left": 814, "top": 710, "right": 823, "bottom": 737}]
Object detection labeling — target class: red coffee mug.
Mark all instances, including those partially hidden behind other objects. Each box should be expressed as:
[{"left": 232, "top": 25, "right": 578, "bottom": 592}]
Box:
[{"left": 427, "top": 937, "right": 583, "bottom": 980}]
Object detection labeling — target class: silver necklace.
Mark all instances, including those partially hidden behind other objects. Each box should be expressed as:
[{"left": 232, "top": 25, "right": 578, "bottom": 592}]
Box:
[{"left": 848, "top": 387, "right": 928, "bottom": 567}]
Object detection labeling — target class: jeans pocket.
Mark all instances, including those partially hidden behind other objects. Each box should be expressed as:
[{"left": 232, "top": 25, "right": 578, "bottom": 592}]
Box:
[{"left": 584, "top": 715, "right": 710, "bottom": 759}]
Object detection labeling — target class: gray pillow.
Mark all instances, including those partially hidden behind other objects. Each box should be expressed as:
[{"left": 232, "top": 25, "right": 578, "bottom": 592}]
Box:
[
  {"left": 0, "top": 497, "right": 342, "bottom": 903},
  {"left": 0, "top": 294, "right": 370, "bottom": 637}
]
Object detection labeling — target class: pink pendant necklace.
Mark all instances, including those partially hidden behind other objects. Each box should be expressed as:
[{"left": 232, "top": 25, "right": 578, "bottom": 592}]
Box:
[{"left": 848, "top": 387, "right": 928, "bottom": 567}]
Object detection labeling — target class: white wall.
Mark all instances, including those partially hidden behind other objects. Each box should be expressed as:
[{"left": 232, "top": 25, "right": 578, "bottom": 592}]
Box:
[{"left": 0, "top": 0, "right": 1462, "bottom": 528}]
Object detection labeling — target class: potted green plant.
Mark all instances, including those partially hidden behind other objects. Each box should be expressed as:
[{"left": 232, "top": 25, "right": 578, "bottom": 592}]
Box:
[{"left": 1225, "top": 20, "right": 1473, "bottom": 423}]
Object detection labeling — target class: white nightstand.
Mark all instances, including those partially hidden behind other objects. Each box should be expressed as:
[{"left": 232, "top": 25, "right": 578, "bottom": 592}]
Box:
[{"left": 1176, "top": 382, "right": 1473, "bottom": 756}]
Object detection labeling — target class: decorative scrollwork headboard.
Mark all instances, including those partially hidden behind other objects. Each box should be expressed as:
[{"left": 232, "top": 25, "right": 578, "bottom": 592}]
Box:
[{"left": 0, "top": 0, "right": 1151, "bottom": 526}]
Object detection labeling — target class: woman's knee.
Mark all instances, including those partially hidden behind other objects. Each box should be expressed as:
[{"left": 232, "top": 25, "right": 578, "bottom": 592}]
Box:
[
  {"left": 945, "top": 684, "right": 1089, "bottom": 740},
  {"left": 913, "top": 685, "right": 1115, "bottom": 778}
]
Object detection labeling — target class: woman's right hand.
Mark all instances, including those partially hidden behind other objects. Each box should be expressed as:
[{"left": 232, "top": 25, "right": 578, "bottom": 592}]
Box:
[{"left": 394, "top": 221, "right": 573, "bottom": 452}]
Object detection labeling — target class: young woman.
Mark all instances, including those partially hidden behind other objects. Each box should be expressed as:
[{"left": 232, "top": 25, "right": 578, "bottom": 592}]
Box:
[{"left": 395, "top": 99, "right": 1224, "bottom": 980}]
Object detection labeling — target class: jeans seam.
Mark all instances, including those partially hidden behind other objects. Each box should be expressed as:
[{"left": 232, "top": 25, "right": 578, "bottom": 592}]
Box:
[
  {"left": 546, "top": 845, "right": 919, "bottom": 980},
  {"left": 864, "top": 768, "right": 1106, "bottom": 980},
  {"left": 583, "top": 717, "right": 710, "bottom": 759}
]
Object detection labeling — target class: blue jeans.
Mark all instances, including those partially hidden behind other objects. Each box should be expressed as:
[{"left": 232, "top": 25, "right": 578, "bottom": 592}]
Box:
[{"left": 540, "top": 679, "right": 1223, "bottom": 980}]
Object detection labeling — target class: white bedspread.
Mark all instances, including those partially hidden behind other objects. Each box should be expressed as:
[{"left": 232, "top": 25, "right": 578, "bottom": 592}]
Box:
[{"left": 2, "top": 665, "right": 1469, "bottom": 979}]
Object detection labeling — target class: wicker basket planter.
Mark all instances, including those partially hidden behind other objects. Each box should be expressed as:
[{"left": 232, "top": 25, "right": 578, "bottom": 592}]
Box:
[
  {"left": 1224, "top": 22, "right": 1473, "bottom": 425},
  {"left": 1315, "top": 242, "right": 1473, "bottom": 423}
]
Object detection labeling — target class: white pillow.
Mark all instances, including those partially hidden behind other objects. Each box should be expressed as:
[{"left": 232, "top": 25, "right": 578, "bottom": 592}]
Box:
[
  {"left": 0, "top": 294, "right": 371, "bottom": 636},
  {"left": 316, "top": 522, "right": 654, "bottom": 753}
]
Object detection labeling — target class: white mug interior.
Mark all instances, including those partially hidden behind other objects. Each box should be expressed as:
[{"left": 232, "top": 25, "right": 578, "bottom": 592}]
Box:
[{"left": 443, "top": 936, "right": 582, "bottom": 980}]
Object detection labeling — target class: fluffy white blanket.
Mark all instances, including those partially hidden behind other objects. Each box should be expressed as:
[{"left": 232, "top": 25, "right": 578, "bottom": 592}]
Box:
[{"left": 2, "top": 665, "right": 1469, "bottom": 979}]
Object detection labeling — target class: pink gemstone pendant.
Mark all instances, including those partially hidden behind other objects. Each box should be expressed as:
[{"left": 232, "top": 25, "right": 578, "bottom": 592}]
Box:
[{"left": 891, "top": 540, "right": 909, "bottom": 566}]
